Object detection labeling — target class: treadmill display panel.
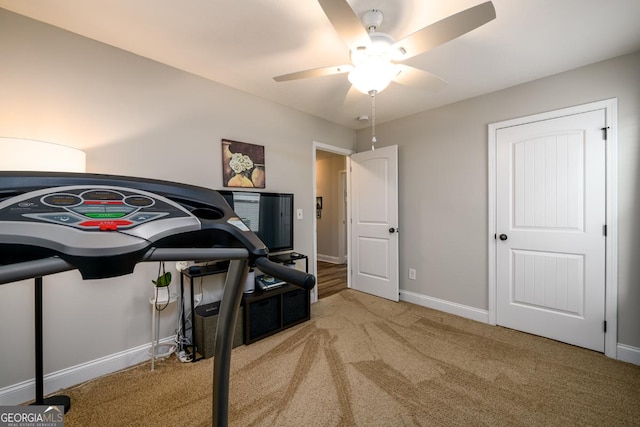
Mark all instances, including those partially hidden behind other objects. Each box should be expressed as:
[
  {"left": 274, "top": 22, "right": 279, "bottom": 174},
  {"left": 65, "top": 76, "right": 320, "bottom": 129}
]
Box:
[{"left": 7, "top": 187, "right": 188, "bottom": 231}]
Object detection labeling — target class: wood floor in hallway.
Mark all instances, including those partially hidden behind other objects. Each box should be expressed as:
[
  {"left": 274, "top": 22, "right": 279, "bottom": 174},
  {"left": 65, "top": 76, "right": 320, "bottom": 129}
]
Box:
[{"left": 317, "top": 261, "right": 347, "bottom": 299}]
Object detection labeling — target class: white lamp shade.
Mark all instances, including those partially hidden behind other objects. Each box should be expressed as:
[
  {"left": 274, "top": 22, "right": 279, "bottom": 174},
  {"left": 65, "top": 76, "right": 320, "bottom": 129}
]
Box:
[
  {"left": 0, "top": 138, "right": 86, "bottom": 172},
  {"left": 348, "top": 60, "right": 398, "bottom": 95}
]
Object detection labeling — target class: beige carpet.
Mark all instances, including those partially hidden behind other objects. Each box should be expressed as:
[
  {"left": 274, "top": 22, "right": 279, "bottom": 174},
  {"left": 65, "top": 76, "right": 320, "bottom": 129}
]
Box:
[{"left": 58, "top": 290, "right": 640, "bottom": 426}]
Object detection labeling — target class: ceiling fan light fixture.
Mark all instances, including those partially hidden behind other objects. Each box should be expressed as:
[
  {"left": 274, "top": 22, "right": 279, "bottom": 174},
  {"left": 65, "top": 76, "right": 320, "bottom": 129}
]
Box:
[
  {"left": 390, "top": 46, "right": 407, "bottom": 61},
  {"left": 348, "top": 59, "right": 398, "bottom": 94}
]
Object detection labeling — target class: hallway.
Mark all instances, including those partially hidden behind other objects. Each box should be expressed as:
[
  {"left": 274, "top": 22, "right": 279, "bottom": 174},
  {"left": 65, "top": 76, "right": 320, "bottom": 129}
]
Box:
[{"left": 316, "top": 261, "right": 347, "bottom": 299}]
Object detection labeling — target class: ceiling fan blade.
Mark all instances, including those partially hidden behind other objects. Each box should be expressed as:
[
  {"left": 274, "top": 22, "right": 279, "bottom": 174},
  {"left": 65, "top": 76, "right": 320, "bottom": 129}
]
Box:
[
  {"left": 343, "top": 84, "right": 363, "bottom": 110},
  {"left": 393, "top": 65, "right": 447, "bottom": 91},
  {"left": 318, "top": 0, "right": 371, "bottom": 50},
  {"left": 273, "top": 64, "right": 353, "bottom": 82},
  {"left": 392, "top": 1, "right": 496, "bottom": 60}
]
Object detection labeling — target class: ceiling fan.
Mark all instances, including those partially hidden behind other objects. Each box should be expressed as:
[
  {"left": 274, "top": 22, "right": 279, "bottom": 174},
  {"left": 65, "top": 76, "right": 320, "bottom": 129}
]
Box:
[{"left": 273, "top": 0, "right": 496, "bottom": 96}]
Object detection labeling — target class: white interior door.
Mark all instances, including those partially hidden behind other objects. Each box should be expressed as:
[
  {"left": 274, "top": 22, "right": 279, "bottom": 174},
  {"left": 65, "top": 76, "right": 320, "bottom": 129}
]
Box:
[
  {"left": 496, "top": 109, "right": 606, "bottom": 352},
  {"left": 350, "top": 145, "right": 399, "bottom": 301}
]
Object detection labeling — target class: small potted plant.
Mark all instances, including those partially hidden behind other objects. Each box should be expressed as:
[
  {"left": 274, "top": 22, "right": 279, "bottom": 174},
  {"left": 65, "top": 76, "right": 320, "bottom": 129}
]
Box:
[
  {"left": 149, "top": 262, "right": 176, "bottom": 365},
  {"left": 152, "top": 267, "right": 172, "bottom": 288},
  {"left": 152, "top": 262, "right": 172, "bottom": 307}
]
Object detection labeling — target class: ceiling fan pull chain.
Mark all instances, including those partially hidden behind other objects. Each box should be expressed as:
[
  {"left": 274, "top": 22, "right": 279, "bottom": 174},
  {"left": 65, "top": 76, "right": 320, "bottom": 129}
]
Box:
[{"left": 370, "top": 89, "right": 377, "bottom": 150}]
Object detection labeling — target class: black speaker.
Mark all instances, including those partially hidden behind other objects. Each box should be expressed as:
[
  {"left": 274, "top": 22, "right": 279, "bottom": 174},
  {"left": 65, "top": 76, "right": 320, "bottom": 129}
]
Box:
[{"left": 194, "top": 301, "right": 244, "bottom": 359}]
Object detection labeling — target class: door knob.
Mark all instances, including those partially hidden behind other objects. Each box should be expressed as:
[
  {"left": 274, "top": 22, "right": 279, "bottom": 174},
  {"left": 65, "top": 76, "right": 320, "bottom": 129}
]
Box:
[
  {"left": 389, "top": 227, "right": 396, "bottom": 233},
  {"left": 499, "top": 234, "right": 508, "bottom": 241}
]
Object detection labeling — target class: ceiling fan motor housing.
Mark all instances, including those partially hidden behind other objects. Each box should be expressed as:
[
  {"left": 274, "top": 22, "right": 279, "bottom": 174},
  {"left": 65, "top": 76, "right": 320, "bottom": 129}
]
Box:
[
  {"left": 362, "top": 9, "right": 384, "bottom": 32},
  {"left": 351, "top": 32, "right": 394, "bottom": 64}
]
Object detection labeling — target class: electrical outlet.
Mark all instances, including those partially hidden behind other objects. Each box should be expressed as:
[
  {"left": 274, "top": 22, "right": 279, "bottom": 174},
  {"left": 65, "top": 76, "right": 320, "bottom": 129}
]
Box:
[{"left": 408, "top": 268, "right": 416, "bottom": 280}]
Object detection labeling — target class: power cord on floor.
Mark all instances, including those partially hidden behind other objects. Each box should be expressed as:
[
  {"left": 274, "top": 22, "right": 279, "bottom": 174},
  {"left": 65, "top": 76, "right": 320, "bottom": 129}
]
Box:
[{"left": 176, "top": 350, "right": 192, "bottom": 363}]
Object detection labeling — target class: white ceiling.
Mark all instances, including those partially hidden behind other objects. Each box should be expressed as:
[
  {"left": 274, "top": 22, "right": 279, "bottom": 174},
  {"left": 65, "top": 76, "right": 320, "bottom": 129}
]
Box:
[{"left": 2, "top": 0, "right": 640, "bottom": 130}]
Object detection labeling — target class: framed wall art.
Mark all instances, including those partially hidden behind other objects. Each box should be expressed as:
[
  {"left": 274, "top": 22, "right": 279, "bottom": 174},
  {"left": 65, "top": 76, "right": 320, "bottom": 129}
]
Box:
[
  {"left": 316, "top": 196, "right": 323, "bottom": 219},
  {"left": 221, "top": 139, "right": 265, "bottom": 188}
]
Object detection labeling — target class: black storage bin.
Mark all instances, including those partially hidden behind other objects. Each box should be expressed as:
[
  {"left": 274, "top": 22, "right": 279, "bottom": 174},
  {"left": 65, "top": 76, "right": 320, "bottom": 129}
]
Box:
[
  {"left": 243, "top": 283, "right": 311, "bottom": 344},
  {"left": 248, "top": 295, "right": 281, "bottom": 339},
  {"left": 283, "top": 288, "right": 309, "bottom": 326}
]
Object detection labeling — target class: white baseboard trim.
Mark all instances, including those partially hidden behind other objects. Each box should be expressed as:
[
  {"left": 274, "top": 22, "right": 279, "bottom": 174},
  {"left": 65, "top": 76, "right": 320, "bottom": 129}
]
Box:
[
  {"left": 317, "top": 254, "right": 341, "bottom": 264},
  {"left": 0, "top": 337, "right": 176, "bottom": 406},
  {"left": 617, "top": 343, "right": 640, "bottom": 366},
  {"left": 400, "top": 290, "right": 490, "bottom": 324}
]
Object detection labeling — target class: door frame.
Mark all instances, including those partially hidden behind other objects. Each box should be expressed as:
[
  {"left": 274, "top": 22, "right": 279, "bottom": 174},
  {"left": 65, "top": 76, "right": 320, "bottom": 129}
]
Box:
[
  {"left": 312, "top": 141, "right": 354, "bottom": 303},
  {"left": 338, "top": 170, "right": 348, "bottom": 264},
  {"left": 488, "top": 98, "right": 618, "bottom": 358}
]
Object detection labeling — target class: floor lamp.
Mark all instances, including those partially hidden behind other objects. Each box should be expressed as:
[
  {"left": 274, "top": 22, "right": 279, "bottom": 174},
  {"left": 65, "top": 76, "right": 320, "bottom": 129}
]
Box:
[{"left": 0, "top": 137, "right": 86, "bottom": 413}]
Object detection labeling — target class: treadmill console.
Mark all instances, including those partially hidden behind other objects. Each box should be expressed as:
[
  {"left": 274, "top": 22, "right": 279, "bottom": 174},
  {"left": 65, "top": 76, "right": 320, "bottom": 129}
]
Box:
[
  {"left": 0, "top": 185, "right": 202, "bottom": 278},
  {"left": 0, "top": 173, "right": 274, "bottom": 281},
  {"left": 12, "top": 187, "right": 195, "bottom": 230}
]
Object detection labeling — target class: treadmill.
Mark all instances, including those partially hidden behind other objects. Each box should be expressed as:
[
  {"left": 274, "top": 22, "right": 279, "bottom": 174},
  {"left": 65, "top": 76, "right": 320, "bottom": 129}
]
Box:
[{"left": 0, "top": 171, "right": 315, "bottom": 427}]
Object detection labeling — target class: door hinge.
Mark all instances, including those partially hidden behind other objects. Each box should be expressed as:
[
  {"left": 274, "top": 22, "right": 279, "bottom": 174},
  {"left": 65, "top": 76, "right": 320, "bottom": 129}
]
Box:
[
  {"left": 603, "top": 225, "right": 607, "bottom": 236},
  {"left": 601, "top": 126, "right": 610, "bottom": 140},
  {"left": 603, "top": 320, "right": 607, "bottom": 333}
]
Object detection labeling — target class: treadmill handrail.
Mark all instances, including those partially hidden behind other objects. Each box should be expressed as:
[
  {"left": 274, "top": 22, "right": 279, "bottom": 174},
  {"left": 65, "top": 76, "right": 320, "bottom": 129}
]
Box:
[
  {"left": 0, "top": 248, "right": 316, "bottom": 292},
  {"left": 254, "top": 257, "right": 316, "bottom": 290},
  {"left": 0, "top": 248, "right": 250, "bottom": 286},
  {"left": 0, "top": 257, "right": 74, "bottom": 285},
  {"left": 142, "top": 248, "right": 249, "bottom": 262}
]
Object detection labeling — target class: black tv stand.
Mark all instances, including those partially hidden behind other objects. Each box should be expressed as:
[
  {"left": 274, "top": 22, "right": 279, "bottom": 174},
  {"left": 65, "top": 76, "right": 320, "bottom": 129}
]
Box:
[
  {"left": 268, "top": 252, "right": 308, "bottom": 272},
  {"left": 180, "top": 253, "right": 311, "bottom": 352}
]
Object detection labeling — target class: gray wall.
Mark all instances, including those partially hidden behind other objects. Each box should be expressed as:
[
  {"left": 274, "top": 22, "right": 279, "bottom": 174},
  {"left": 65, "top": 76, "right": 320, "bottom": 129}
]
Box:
[
  {"left": 0, "top": 9, "right": 355, "bottom": 392},
  {"left": 356, "top": 51, "right": 640, "bottom": 349}
]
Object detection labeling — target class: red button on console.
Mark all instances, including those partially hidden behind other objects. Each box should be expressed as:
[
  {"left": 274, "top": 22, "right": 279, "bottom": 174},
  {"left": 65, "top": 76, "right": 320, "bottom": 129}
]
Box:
[{"left": 79, "top": 220, "right": 133, "bottom": 230}]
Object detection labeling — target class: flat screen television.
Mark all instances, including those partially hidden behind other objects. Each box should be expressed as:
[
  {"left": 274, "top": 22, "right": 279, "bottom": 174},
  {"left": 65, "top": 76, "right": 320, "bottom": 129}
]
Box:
[{"left": 218, "top": 190, "right": 294, "bottom": 253}]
